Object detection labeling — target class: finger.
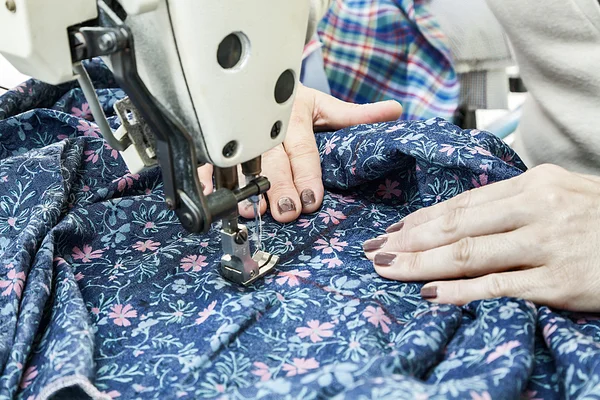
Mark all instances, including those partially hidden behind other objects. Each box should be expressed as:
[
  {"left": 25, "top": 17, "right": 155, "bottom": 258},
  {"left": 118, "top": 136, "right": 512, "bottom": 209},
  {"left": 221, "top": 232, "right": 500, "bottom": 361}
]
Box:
[
  {"left": 261, "top": 144, "right": 302, "bottom": 223},
  {"left": 372, "top": 229, "right": 541, "bottom": 281},
  {"left": 376, "top": 195, "right": 528, "bottom": 254},
  {"left": 398, "top": 176, "right": 526, "bottom": 230},
  {"left": 419, "top": 267, "right": 554, "bottom": 307},
  {"left": 197, "top": 164, "right": 214, "bottom": 195},
  {"left": 312, "top": 90, "right": 403, "bottom": 131},
  {"left": 284, "top": 100, "right": 324, "bottom": 213},
  {"left": 238, "top": 195, "right": 268, "bottom": 219}
]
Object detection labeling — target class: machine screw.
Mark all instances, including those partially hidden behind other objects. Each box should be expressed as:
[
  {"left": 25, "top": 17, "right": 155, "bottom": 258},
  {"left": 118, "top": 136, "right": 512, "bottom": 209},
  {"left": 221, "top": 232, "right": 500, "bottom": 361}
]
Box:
[
  {"left": 165, "top": 198, "right": 175, "bottom": 210},
  {"left": 222, "top": 140, "right": 238, "bottom": 158},
  {"left": 5, "top": 0, "right": 16, "bottom": 12},
  {"left": 271, "top": 121, "right": 282, "bottom": 139},
  {"left": 250, "top": 270, "right": 256, "bottom": 278},
  {"left": 98, "top": 32, "right": 117, "bottom": 53},
  {"left": 234, "top": 230, "right": 248, "bottom": 245}
]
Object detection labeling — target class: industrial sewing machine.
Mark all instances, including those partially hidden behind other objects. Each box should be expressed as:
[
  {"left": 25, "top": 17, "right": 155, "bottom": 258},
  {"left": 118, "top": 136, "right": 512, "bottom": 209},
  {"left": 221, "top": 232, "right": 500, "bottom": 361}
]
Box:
[{"left": 0, "top": 0, "right": 311, "bottom": 285}]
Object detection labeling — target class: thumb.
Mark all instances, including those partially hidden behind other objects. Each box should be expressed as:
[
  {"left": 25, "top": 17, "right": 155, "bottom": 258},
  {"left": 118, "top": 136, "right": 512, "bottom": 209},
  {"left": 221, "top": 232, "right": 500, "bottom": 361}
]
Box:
[{"left": 312, "top": 90, "right": 403, "bottom": 131}]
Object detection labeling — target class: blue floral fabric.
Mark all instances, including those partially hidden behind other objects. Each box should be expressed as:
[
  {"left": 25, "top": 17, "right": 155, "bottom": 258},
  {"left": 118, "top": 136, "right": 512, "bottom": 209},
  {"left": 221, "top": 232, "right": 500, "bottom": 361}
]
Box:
[{"left": 1, "top": 60, "right": 600, "bottom": 400}]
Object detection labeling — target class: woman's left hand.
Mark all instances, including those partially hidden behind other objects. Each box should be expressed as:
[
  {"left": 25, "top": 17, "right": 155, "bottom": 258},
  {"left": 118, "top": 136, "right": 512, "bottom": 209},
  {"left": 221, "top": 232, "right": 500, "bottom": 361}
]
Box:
[{"left": 363, "top": 164, "right": 600, "bottom": 312}]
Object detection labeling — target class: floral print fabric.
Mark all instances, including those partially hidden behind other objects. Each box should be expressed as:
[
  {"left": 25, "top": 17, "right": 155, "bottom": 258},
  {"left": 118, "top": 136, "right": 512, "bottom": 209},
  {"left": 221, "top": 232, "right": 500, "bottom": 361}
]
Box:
[{"left": 1, "top": 60, "right": 600, "bottom": 400}]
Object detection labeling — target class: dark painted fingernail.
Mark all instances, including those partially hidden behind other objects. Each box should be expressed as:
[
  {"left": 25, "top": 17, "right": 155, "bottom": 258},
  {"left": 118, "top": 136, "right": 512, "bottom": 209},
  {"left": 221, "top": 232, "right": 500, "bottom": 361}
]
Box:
[
  {"left": 277, "top": 197, "right": 296, "bottom": 214},
  {"left": 363, "top": 236, "right": 388, "bottom": 252},
  {"left": 420, "top": 286, "right": 438, "bottom": 299},
  {"left": 386, "top": 221, "right": 404, "bottom": 234},
  {"left": 300, "top": 189, "right": 316, "bottom": 207},
  {"left": 374, "top": 252, "right": 396, "bottom": 267}
]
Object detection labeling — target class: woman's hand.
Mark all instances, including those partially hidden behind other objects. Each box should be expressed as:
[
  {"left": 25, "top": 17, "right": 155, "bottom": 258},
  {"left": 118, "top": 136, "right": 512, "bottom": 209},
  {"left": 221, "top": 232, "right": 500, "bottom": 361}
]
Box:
[
  {"left": 363, "top": 164, "right": 600, "bottom": 312},
  {"left": 198, "top": 84, "right": 402, "bottom": 223}
]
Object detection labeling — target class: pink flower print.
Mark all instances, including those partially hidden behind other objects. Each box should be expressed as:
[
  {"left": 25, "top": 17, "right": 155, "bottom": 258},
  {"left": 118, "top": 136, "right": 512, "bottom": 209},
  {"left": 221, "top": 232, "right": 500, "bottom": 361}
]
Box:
[
  {"left": 486, "top": 340, "right": 520, "bottom": 363},
  {"left": 324, "top": 137, "right": 339, "bottom": 155},
  {"left": 282, "top": 358, "right": 319, "bottom": 376},
  {"left": 470, "top": 391, "right": 491, "bottom": 400},
  {"left": 74, "top": 272, "right": 84, "bottom": 281},
  {"left": 72, "top": 245, "right": 104, "bottom": 263},
  {"left": 473, "top": 146, "right": 492, "bottom": 156},
  {"left": 376, "top": 179, "right": 402, "bottom": 199},
  {"left": 113, "top": 173, "right": 140, "bottom": 191},
  {"left": 7, "top": 217, "right": 16, "bottom": 227},
  {"left": 71, "top": 103, "right": 91, "bottom": 119},
  {"left": 322, "top": 258, "right": 343, "bottom": 268},
  {"left": 108, "top": 304, "right": 138, "bottom": 327},
  {"left": 104, "top": 390, "right": 121, "bottom": 399},
  {"left": 104, "top": 143, "right": 119, "bottom": 159},
  {"left": 439, "top": 144, "right": 455, "bottom": 156},
  {"left": 251, "top": 362, "right": 272, "bottom": 381},
  {"left": 13, "top": 82, "right": 27, "bottom": 94},
  {"left": 84, "top": 150, "right": 99, "bottom": 164},
  {"left": 314, "top": 237, "right": 348, "bottom": 254},
  {"left": 133, "top": 350, "right": 144, "bottom": 357},
  {"left": 318, "top": 208, "right": 347, "bottom": 225},
  {"left": 296, "top": 320, "right": 334, "bottom": 343},
  {"left": 19, "top": 366, "right": 38, "bottom": 389},
  {"left": 330, "top": 193, "right": 355, "bottom": 204},
  {"left": 91, "top": 307, "right": 100, "bottom": 315},
  {"left": 276, "top": 269, "right": 310, "bottom": 287},
  {"left": 363, "top": 306, "right": 392, "bottom": 333},
  {"left": 77, "top": 120, "right": 100, "bottom": 137},
  {"left": 0, "top": 269, "right": 26, "bottom": 297},
  {"left": 132, "top": 240, "right": 160, "bottom": 252},
  {"left": 543, "top": 324, "right": 557, "bottom": 346},
  {"left": 297, "top": 219, "right": 311, "bottom": 228},
  {"left": 180, "top": 255, "right": 208, "bottom": 272},
  {"left": 1, "top": 175, "right": 8, "bottom": 182},
  {"left": 196, "top": 300, "right": 217, "bottom": 325},
  {"left": 144, "top": 221, "right": 156, "bottom": 230},
  {"left": 471, "top": 173, "right": 488, "bottom": 188},
  {"left": 385, "top": 123, "right": 405, "bottom": 133}
]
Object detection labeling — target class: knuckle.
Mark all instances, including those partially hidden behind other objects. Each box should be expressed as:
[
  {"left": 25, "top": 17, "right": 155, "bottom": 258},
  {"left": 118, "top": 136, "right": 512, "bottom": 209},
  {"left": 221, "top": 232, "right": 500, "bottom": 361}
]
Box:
[
  {"left": 441, "top": 207, "right": 465, "bottom": 235},
  {"left": 539, "top": 187, "right": 566, "bottom": 207},
  {"left": 287, "top": 141, "right": 318, "bottom": 161},
  {"left": 486, "top": 273, "right": 506, "bottom": 298},
  {"left": 452, "top": 190, "right": 472, "bottom": 210},
  {"left": 405, "top": 252, "right": 422, "bottom": 277},
  {"left": 451, "top": 237, "right": 474, "bottom": 275}
]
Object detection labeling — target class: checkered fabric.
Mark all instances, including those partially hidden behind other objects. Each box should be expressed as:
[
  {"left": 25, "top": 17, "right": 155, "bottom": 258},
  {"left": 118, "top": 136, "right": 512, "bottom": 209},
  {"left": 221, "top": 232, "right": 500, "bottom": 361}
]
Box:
[{"left": 317, "top": 0, "right": 459, "bottom": 121}]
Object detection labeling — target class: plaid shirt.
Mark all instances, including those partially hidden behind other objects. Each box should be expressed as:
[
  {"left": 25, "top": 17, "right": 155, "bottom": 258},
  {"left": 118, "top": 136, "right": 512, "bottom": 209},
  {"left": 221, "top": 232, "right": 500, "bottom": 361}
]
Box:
[{"left": 317, "top": 0, "right": 459, "bottom": 121}]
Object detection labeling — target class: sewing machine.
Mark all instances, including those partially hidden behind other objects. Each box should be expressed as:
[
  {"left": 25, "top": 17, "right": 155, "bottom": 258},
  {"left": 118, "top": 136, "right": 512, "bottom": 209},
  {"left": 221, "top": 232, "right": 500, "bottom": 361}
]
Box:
[{"left": 0, "top": 0, "right": 311, "bottom": 285}]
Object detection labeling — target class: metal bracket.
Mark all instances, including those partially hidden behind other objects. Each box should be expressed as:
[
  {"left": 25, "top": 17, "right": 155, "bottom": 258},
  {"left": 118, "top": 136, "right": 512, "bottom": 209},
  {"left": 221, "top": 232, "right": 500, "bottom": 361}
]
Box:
[
  {"left": 113, "top": 96, "right": 158, "bottom": 168},
  {"left": 220, "top": 225, "right": 278, "bottom": 286}
]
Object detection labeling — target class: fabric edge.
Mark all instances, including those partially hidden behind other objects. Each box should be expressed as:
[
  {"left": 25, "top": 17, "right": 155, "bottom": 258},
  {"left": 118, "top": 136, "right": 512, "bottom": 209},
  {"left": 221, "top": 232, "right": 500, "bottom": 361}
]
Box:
[{"left": 36, "top": 375, "right": 110, "bottom": 400}]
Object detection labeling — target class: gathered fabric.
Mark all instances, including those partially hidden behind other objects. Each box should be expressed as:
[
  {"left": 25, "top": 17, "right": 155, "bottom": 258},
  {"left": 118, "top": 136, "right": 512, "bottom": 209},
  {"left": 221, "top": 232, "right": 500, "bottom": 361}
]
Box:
[{"left": 1, "top": 61, "right": 599, "bottom": 399}]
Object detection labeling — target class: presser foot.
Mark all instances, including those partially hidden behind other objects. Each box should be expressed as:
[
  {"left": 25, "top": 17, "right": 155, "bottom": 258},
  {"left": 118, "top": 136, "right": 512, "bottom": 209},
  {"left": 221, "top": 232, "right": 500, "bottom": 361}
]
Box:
[{"left": 219, "top": 225, "right": 278, "bottom": 286}]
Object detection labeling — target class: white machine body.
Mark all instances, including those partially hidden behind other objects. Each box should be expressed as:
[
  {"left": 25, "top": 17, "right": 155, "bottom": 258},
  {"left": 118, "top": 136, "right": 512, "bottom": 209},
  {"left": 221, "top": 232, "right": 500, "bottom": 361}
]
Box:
[{"left": 0, "top": 0, "right": 311, "bottom": 169}]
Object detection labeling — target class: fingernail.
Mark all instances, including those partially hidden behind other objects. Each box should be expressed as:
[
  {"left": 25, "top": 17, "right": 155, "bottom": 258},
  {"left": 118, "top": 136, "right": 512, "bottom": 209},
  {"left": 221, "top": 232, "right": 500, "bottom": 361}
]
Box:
[
  {"left": 374, "top": 252, "right": 396, "bottom": 267},
  {"left": 386, "top": 221, "right": 404, "bottom": 234},
  {"left": 277, "top": 197, "right": 296, "bottom": 214},
  {"left": 420, "top": 286, "right": 438, "bottom": 300},
  {"left": 300, "top": 189, "right": 316, "bottom": 207},
  {"left": 363, "top": 236, "right": 388, "bottom": 252}
]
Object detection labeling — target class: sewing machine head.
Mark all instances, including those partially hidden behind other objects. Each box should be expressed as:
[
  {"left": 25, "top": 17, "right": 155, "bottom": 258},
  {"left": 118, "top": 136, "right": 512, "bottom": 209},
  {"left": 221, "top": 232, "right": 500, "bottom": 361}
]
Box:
[{"left": 0, "top": 0, "right": 311, "bottom": 285}]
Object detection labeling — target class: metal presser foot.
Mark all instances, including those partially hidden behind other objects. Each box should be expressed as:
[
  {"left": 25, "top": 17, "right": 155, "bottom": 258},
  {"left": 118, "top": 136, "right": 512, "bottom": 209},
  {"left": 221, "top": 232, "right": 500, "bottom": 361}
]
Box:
[{"left": 219, "top": 224, "right": 279, "bottom": 286}]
